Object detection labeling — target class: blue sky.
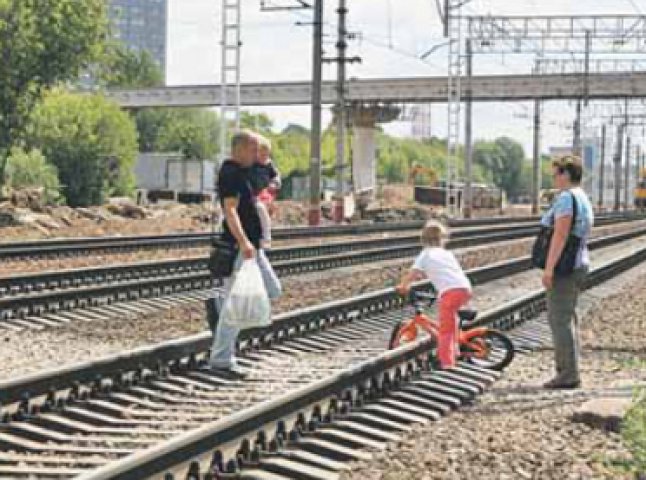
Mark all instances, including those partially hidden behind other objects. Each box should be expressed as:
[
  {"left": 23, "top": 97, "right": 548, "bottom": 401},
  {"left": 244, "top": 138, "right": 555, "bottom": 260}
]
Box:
[{"left": 166, "top": 0, "right": 646, "bottom": 154}]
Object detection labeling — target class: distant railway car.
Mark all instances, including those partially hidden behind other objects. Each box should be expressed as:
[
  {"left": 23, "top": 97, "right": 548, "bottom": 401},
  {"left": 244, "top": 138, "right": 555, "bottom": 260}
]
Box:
[
  {"left": 414, "top": 185, "right": 502, "bottom": 210},
  {"left": 635, "top": 168, "right": 646, "bottom": 209},
  {"left": 414, "top": 186, "right": 454, "bottom": 205}
]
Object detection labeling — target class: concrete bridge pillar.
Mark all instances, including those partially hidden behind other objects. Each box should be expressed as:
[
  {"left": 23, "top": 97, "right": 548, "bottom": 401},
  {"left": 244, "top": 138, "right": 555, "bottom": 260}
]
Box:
[{"left": 348, "top": 103, "right": 400, "bottom": 207}]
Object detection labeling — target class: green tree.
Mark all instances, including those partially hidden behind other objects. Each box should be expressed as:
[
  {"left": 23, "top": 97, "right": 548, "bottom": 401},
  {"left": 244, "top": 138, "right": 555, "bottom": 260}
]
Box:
[
  {"left": 4, "top": 147, "right": 61, "bottom": 204},
  {"left": 99, "top": 43, "right": 163, "bottom": 88},
  {"left": 517, "top": 156, "right": 555, "bottom": 197},
  {"left": 28, "top": 90, "right": 138, "bottom": 206},
  {"left": 271, "top": 128, "right": 310, "bottom": 175},
  {"left": 473, "top": 140, "right": 503, "bottom": 184},
  {"left": 156, "top": 109, "right": 220, "bottom": 159},
  {"left": 0, "top": 0, "right": 108, "bottom": 184},
  {"left": 473, "top": 137, "right": 526, "bottom": 200},
  {"left": 495, "top": 136, "right": 525, "bottom": 199},
  {"left": 135, "top": 108, "right": 172, "bottom": 153},
  {"left": 240, "top": 112, "right": 274, "bottom": 135},
  {"left": 134, "top": 108, "right": 219, "bottom": 159}
]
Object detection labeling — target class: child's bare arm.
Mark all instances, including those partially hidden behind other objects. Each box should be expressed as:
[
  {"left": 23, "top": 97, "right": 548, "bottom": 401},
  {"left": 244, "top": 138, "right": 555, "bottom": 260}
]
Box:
[{"left": 396, "top": 268, "right": 425, "bottom": 295}]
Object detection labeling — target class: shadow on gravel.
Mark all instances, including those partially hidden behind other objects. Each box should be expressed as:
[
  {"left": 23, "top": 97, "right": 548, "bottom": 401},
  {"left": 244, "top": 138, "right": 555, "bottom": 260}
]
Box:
[
  {"left": 471, "top": 385, "right": 639, "bottom": 416},
  {"left": 583, "top": 346, "right": 646, "bottom": 354}
]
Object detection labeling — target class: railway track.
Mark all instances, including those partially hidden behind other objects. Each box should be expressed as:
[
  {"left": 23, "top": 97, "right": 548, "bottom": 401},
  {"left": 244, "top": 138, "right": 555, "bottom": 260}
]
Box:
[
  {"left": 0, "top": 212, "right": 637, "bottom": 261},
  {"left": 0, "top": 237, "right": 644, "bottom": 479},
  {"left": 0, "top": 221, "right": 542, "bottom": 296},
  {"left": 0, "top": 218, "right": 644, "bottom": 332}
]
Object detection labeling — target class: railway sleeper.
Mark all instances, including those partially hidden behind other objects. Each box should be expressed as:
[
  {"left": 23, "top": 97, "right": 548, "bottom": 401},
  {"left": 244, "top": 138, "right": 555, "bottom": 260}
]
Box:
[{"left": 221, "top": 368, "right": 497, "bottom": 480}]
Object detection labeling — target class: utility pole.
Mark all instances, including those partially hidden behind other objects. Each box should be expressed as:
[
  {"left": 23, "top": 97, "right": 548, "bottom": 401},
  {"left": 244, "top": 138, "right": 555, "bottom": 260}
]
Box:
[
  {"left": 613, "top": 123, "right": 624, "bottom": 212},
  {"left": 598, "top": 124, "right": 606, "bottom": 210},
  {"left": 624, "top": 135, "right": 631, "bottom": 210},
  {"left": 583, "top": 30, "right": 591, "bottom": 106},
  {"left": 463, "top": 39, "right": 473, "bottom": 219},
  {"left": 261, "top": 1, "right": 320, "bottom": 223},
  {"left": 308, "top": 0, "right": 323, "bottom": 225},
  {"left": 572, "top": 99, "right": 582, "bottom": 157},
  {"left": 532, "top": 99, "right": 541, "bottom": 215},
  {"left": 333, "top": 0, "right": 348, "bottom": 223},
  {"left": 636, "top": 145, "right": 642, "bottom": 207}
]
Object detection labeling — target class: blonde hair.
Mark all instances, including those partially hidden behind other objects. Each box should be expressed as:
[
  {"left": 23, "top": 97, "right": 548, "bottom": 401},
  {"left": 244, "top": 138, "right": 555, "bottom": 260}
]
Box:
[
  {"left": 420, "top": 220, "right": 448, "bottom": 247},
  {"left": 257, "top": 135, "right": 272, "bottom": 153}
]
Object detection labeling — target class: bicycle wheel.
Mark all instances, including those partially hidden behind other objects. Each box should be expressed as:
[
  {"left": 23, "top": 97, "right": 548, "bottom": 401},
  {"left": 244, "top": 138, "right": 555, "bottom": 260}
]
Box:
[
  {"left": 388, "top": 321, "right": 418, "bottom": 349},
  {"left": 461, "top": 329, "right": 514, "bottom": 371}
]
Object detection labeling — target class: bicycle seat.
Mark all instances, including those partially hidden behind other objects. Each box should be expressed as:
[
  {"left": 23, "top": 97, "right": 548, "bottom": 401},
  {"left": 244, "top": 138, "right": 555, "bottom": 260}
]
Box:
[{"left": 458, "top": 309, "right": 477, "bottom": 322}]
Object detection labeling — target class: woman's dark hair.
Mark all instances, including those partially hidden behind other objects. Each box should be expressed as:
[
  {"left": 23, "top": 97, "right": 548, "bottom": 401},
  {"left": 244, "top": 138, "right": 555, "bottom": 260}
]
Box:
[{"left": 552, "top": 155, "right": 583, "bottom": 184}]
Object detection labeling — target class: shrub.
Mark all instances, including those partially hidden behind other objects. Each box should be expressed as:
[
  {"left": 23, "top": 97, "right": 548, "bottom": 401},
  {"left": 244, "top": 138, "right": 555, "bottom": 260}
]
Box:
[
  {"left": 4, "top": 147, "right": 61, "bottom": 204},
  {"left": 28, "top": 90, "right": 138, "bottom": 206}
]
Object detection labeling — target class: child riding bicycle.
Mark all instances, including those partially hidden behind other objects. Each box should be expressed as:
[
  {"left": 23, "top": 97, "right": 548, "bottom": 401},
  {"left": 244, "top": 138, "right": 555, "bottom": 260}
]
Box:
[{"left": 396, "top": 220, "right": 472, "bottom": 369}]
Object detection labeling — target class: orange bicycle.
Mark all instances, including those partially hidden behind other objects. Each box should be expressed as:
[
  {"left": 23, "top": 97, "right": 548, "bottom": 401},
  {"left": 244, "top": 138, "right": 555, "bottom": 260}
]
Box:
[{"left": 389, "top": 290, "right": 514, "bottom": 371}]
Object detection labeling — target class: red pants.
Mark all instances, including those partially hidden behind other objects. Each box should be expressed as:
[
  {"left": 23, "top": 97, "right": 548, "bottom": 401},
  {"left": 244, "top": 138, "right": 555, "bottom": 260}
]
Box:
[
  {"left": 438, "top": 288, "right": 471, "bottom": 369},
  {"left": 257, "top": 188, "right": 277, "bottom": 205}
]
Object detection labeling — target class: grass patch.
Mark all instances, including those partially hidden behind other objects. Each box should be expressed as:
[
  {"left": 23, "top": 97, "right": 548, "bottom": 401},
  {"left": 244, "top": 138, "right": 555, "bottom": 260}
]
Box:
[
  {"left": 622, "top": 388, "right": 646, "bottom": 476},
  {"left": 614, "top": 357, "right": 646, "bottom": 370}
]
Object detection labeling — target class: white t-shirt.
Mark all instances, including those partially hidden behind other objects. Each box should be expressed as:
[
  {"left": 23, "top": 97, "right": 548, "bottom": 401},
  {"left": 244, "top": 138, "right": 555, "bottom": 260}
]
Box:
[{"left": 412, "top": 247, "right": 472, "bottom": 296}]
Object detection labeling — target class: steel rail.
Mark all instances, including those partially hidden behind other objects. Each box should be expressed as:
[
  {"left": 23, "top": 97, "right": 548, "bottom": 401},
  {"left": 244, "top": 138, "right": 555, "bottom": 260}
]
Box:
[
  {"left": 2, "top": 212, "right": 639, "bottom": 297},
  {"left": 76, "top": 242, "right": 646, "bottom": 480},
  {"left": 0, "top": 255, "right": 520, "bottom": 407},
  {"left": 1, "top": 222, "right": 644, "bottom": 323},
  {"left": 0, "top": 216, "right": 520, "bottom": 260},
  {"left": 2, "top": 226, "right": 644, "bottom": 409},
  {"left": 0, "top": 225, "right": 544, "bottom": 320},
  {"left": 0, "top": 223, "right": 539, "bottom": 297},
  {"left": 0, "top": 212, "right": 638, "bottom": 260}
]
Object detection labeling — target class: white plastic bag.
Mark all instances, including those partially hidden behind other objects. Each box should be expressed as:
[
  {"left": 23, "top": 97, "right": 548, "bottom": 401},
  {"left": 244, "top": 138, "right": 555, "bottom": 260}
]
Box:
[{"left": 221, "top": 258, "right": 271, "bottom": 329}]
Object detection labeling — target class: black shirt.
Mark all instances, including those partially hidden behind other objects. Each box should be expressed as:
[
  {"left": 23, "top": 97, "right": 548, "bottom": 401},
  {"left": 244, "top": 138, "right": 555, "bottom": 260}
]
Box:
[
  {"left": 249, "top": 161, "right": 280, "bottom": 193},
  {"left": 217, "top": 160, "right": 262, "bottom": 248}
]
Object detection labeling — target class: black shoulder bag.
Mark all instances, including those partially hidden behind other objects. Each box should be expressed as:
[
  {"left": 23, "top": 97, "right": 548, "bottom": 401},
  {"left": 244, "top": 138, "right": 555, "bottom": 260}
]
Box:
[
  {"left": 531, "top": 191, "right": 581, "bottom": 276},
  {"left": 208, "top": 239, "right": 238, "bottom": 278}
]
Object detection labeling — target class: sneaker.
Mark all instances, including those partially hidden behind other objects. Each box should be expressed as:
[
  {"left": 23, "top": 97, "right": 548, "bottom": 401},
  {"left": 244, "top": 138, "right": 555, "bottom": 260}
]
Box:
[
  {"left": 205, "top": 297, "right": 219, "bottom": 333},
  {"left": 543, "top": 377, "right": 581, "bottom": 390},
  {"left": 208, "top": 364, "right": 248, "bottom": 380}
]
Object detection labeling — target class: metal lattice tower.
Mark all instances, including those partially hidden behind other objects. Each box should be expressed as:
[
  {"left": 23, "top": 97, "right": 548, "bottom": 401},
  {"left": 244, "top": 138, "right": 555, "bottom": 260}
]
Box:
[
  {"left": 219, "top": 0, "right": 242, "bottom": 161},
  {"left": 445, "top": 0, "right": 464, "bottom": 216},
  {"left": 462, "top": 13, "right": 646, "bottom": 213},
  {"left": 467, "top": 15, "right": 646, "bottom": 54},
  {"left": 535, "top": 57, "right": 646, "bottom": 75}
]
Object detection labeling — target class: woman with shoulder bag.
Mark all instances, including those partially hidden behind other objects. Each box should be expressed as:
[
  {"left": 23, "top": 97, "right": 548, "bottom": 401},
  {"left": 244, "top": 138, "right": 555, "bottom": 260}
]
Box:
[{"left": 532, "top": 155, "right": 594, "bottom": 390}]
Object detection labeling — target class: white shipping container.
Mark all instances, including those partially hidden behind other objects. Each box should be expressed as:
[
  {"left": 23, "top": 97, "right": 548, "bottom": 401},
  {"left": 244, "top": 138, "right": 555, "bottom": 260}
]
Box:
[{"left": 135, "top": 153, "right": 215, "bottom": 193}]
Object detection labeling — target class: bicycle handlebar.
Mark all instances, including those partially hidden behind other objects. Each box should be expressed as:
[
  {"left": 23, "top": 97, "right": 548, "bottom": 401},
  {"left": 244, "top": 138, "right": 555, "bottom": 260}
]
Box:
[{"left": 409, "top": 290, "right": 437, "bottom": 306}]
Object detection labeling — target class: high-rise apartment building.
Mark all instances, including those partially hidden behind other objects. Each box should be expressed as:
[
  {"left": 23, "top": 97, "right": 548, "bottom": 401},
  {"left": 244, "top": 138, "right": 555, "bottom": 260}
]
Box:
[{"left": 109, "top": 0, "right": 168, "bottom": 82}]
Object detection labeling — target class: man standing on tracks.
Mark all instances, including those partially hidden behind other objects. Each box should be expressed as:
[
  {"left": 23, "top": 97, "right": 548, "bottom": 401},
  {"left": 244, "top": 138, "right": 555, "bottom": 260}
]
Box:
[{"left": 207, "top": 131, "right": 282, "bottom": 378}]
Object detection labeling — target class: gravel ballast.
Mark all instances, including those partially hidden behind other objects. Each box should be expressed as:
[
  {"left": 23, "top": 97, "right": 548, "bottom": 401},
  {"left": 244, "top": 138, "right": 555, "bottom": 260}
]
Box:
[
  {"left": 341, "top": 261, "right": 646, "bottom": 480},
  {"left": 3, "top": 218, "right": 645, "bottom": 276},
  {"left": 1, "top": 232, "right": 644, "bottom": 388},
  {"left": 0, "top": 238, "right": 532, "bottom": 380}
]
